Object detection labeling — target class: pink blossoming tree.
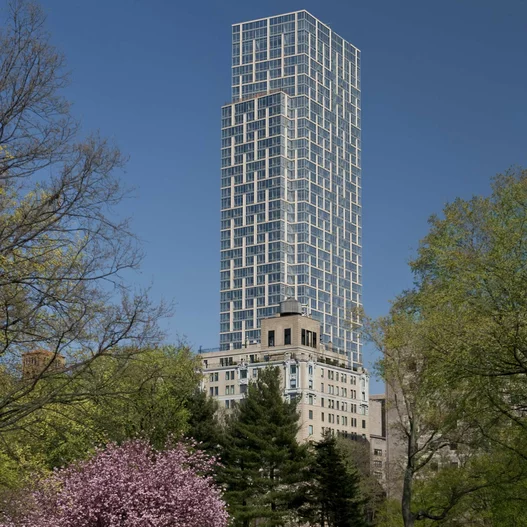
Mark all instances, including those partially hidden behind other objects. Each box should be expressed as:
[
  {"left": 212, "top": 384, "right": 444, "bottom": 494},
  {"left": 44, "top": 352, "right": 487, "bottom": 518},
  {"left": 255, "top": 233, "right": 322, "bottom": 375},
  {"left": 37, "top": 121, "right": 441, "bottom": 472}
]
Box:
[{"left": 1, "top": 440, "right": 228, "bottom": 527}]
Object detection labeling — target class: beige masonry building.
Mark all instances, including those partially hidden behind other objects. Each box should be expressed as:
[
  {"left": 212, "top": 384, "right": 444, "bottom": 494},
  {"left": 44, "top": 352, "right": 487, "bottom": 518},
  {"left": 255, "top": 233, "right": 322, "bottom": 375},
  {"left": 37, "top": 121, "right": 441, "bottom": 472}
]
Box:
[{"left": 201, "top": 299, "right": 370, "bottom": 443}]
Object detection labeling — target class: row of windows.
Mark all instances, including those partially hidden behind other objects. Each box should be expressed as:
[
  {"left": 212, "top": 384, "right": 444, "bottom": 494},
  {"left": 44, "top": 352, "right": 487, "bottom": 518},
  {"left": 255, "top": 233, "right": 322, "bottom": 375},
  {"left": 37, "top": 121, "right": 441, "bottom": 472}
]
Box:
[
  {"left": 321, "top": 398, "right": 358, "bottom": 413},
  {"left": 320, "top": 384, "right": 362, "bottom": 399},
  {"left": 320, "top": 413, "right": 366, "bottom": 428},
  {"left": 321, "top": 368, "right": 357, "bottom": 384}
]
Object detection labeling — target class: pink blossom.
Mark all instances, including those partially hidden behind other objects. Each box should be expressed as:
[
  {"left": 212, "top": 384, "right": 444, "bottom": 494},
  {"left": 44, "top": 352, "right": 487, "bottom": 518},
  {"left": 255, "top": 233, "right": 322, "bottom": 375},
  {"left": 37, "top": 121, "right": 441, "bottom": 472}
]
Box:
[{"left": 1, "top": 440, "right": 228, "bottom": 527}]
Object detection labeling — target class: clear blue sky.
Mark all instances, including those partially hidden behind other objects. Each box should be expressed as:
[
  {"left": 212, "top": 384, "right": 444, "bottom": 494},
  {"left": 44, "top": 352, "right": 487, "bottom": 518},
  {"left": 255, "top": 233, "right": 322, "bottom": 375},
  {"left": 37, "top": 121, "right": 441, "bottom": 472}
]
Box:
[{"left": 27, "top": 0, "right": 527, "bottom": 389}]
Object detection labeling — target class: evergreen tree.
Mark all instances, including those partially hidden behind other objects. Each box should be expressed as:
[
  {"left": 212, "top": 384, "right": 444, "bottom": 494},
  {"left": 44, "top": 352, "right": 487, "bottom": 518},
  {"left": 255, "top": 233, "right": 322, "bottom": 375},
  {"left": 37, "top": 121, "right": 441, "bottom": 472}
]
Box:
[
  {"left": 310, "top": 433, "right": 366, "bottom": 527},
  {"left": 186, "top": 388, "right": 224, "bottom": 455},
  {"left": 220, "top": 367, "right": 309, "bottom": 527}
]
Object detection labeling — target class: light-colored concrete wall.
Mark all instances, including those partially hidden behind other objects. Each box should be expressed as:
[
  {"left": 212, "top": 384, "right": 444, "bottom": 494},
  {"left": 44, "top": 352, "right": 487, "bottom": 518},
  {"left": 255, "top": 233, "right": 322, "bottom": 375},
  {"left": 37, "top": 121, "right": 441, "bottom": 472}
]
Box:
[{"left": 202, "top": 312, "right": 370, "bottom": 444}]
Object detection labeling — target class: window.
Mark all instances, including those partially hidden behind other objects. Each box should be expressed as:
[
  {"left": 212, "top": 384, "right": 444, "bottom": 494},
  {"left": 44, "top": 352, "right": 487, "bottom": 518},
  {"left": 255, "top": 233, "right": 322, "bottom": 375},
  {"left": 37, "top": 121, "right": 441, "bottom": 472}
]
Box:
[
  {"left": 362, "top": 420, "right": 366, "bottom": 429},
  {"left": 240, "top": 384, "right": 248, "bottom": 394},
  {"left": 320, "top": 368, "right": 324, "bottom": 378},
  {"left": 308, "top": 410, "right": 313, "bottom": 419},
  {"left": 268, "top": 330, "right": 275, "bottom": 346},
  {"left": 240, "top": 369, "right": 247, "bottom": 379},
  {"left": 373, "top": 460, "right": 382, "bottom": 468},
  {"left": 209, "top": 387, "right": 214, "bottom": 396},
  {"left": 214, "top": 372, "right": 219, "bottom": 382},
  {"left": 308, "top": 394, "right": 314, "bottom": 405},
  {"left": 290, "top": 364, "right": 297, "bottom": 374},
  {"left": 301, "top": 329, "right": 306, "bottom": 345},
  {"left": 308, "top": 425, "right": 313, "bottom": 436},
  {"left": 374, "top": 449, "right": 383, "bottom": 456},
  {"left": 214, "top": 387, "right": 219, "bottom": 396},
  {"left": 321, "top": 383, "right": 324, "bottom": 393},
  {"left": 308, "top": 365, "right": 313, "bottom": 375},
  {"left": 253, "top": 368, "right": 258, "bottom": 378},
  {"left": 308, "top": 379, "right": 313, "bottom": 389},
  {"left": 225, "top": 371, "right": 230, "bottom": 381},
  {"left": 225, "top": 400, "right": 230, "bottom": 409},
  {"left": 313, "top": 332, "right": 317, "bottom": 348},
  {"left": 321, "top": 398, "right": 325, "bottom": 407},
  {"left": 284, "top": 328, "right": 291, "bottom": 345},
  {"left": 209, "top": 373, "right": 214, "bottom": 382},
  {"left": 321, "top": 412, "right": 325, "bottom": 422}
]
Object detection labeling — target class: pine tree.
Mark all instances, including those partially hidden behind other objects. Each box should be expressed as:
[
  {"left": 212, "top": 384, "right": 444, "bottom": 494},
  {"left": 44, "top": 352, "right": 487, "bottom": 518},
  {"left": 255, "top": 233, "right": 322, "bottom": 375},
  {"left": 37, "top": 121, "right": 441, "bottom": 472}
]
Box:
[
  {"left": 186, "top": 388, "right": 224, "bottom": 455},
  {"left": 310, "top": 432, "right": 367, "bottom": 527},
  {"left": 220, "top": 367, "right": 309, "bottom": 527}
]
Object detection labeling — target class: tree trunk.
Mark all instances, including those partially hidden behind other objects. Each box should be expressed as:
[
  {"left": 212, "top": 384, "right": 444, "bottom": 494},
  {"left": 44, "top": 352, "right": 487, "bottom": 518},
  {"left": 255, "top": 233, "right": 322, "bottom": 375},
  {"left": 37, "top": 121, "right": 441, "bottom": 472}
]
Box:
[{"left": 402, "top": 422, "right": 417, "bottom": 527}]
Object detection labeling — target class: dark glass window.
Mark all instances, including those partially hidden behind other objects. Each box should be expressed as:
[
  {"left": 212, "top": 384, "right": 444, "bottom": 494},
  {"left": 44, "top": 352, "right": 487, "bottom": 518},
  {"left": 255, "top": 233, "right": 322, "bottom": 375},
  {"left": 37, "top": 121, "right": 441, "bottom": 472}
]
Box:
[
  {"left": 313, "top": 332, "right": 317, "bottom": 348},
  {"left": 268, "top": 330, "right": 275, "bottom": 346},
  {"left": 301, "top": 328, "right": 306, "bottom": 345},
  {"left": 284, "top": 328, "right": 291, "bottom": 345}
]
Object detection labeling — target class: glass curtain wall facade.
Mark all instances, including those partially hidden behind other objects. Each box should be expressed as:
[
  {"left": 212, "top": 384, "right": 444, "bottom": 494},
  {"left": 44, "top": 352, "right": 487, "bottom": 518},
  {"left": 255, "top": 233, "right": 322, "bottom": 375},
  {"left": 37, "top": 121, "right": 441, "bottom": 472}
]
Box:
[{"left": 220, "top": 11, "right": 362, "bottom": 365}]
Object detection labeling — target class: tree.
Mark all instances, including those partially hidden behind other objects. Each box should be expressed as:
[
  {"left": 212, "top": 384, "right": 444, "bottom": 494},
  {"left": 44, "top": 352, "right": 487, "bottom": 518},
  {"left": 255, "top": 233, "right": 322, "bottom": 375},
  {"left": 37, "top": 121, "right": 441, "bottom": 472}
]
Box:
[
  {"left": 0, "top": 0, "right": 166, "bottom": 431},
  {"left": 307, "top": 432, "right": 366, "bottom": 527},
  {"left": 221, "top": 367, "right": 309, "bottom": 527},
  {"left": 0, "top": 440, "right": 228, "bottom": 527},
  {"left": 410, "top": 168, "right": 527, "bottom": 456},
  {"left": 186, "top": 387, "right": 225, "bottom": 454},
  {"left": 0, "top": 344, "right": 201, "bottom": 483},
  {"left": 366, "top": 168, "right": 527, "bottom": 526},
  {"left": 83, "top": 345, "right": 200, "bottom": 449},
  {"left": 335, "top": 436, "right": 385, "bottom": 525},
  {"left": 366, "top": 293, "right": 509, "bottom": 527}
]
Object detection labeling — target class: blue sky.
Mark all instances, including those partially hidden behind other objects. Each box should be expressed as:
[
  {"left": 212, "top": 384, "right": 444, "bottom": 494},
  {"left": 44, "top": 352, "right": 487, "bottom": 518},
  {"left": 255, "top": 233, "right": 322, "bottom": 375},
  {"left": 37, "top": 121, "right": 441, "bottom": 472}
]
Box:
[{"left": 26, "top": 0, "right": 527, "bottom": 390}]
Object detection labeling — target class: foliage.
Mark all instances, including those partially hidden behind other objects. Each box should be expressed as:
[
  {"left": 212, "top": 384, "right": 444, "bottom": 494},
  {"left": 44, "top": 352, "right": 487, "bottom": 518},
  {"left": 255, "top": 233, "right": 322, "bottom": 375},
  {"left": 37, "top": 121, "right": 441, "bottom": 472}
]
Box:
[
  {"left": 366, "top": 168, "right": 527, "bottom": 525},
  {"left": 0, "top": 0, "right": 167, "bottom": 432},
  {"left": 410, "top": 167, "right": 527, "bottom": 454},
  {"left": 335, "top": 437, "right": 385, "bottom": 524},
  {"left": 220, "top": 367, "right": 309, "bottom": 526},
  {"left": 186, "top": 387, "right": 224, "bottom": 454},
  {"left": 82, "top": 345, "right": 200, "bottom": 449},
  {"left": 0, "top": 439, "right": 228, "bottom": 527},
  {"left": 0, "top": 344, "right": 200, "bottom": 480},
  {"left": 306, "top": 432, "right": 366, "bottom": 527}
]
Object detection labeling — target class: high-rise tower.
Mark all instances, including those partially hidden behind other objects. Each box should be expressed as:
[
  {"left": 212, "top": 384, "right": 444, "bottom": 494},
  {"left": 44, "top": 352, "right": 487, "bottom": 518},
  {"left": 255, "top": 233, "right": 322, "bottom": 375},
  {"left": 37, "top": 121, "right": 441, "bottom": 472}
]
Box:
[{"left": 220, "top": 11, "right": 362, "bottom": 365}]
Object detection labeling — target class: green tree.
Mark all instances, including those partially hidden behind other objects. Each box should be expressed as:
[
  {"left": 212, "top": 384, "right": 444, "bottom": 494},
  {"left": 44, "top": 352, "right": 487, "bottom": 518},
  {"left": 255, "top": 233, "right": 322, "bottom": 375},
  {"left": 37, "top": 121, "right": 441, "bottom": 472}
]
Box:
[
  {"left": 366, "top": 168, "right": 527, "bottom": 526},
  {"left": 0, "top": 0, "right": 166, "bottom": 432},
  {"left": 221, "top": 367, "right": 309, "bottom": 527},
  {"left": 410, "top": 168, "right": 527, "bottom": 455},
  {"left": 0, "top": 343, "right": 201, "bottom": 495},
  {"left": 84, "top": 345, "right": 200, "bottom": 449},
  {"left": 308, "top": 433, "right": 366, "bottom": 527},
  {"left": 335, "top": 436, "right": 385, "bottom": 525},
  {"left": 186, "top": 387, "right": 225, "bottom": 454}
]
